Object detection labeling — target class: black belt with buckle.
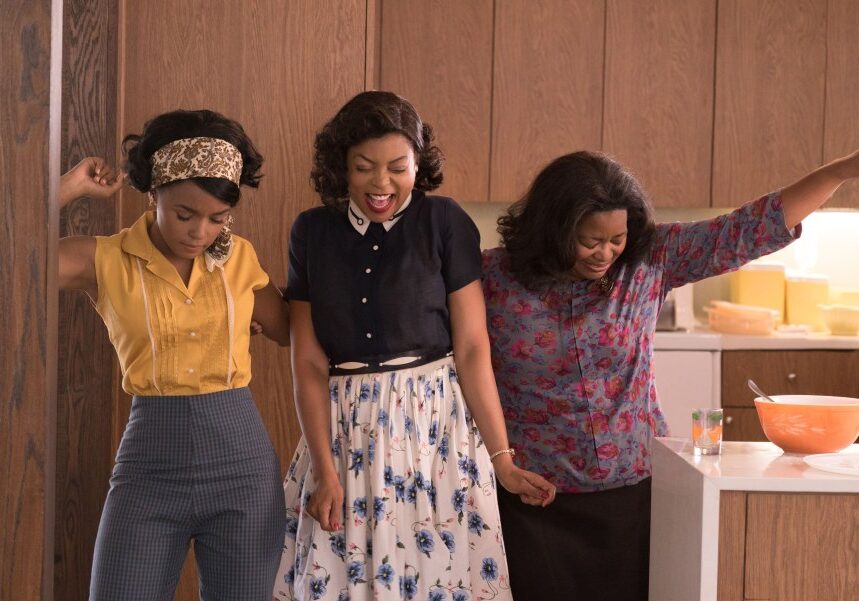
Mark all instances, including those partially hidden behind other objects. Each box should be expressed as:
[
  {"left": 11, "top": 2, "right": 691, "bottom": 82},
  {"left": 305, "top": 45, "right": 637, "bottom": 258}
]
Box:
[{"left": 329, "top": 348, "right": 453, "bottom": 376}]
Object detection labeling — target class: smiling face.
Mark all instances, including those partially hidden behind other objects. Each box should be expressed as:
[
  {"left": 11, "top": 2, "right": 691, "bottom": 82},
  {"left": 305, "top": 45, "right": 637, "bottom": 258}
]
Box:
[
  {"left": 149, "top": 180, "right": 233, "bottom": 261},
  {"left": 571, "top": 209, "right": 628, "bottom": 280},
  {"left": 346, "top": 133, "right": 418, "bottom": 222}
]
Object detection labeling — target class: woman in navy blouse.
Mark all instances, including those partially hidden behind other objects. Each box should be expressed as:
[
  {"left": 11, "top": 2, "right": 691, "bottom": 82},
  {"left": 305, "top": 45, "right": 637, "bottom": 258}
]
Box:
[
  {"left": 482, "top": 149, "right": 859, "bottom": 600},
  {"left": 273, "top": 91, "right": 555, "bottom": 601}
]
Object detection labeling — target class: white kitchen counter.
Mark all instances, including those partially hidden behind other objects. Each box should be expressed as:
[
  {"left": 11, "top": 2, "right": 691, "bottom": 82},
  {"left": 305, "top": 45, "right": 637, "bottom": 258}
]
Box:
[
  {"left": 654, "top": 437, "right": 859, "bottom": 492},
  {"left": 654, "top": 329, "right": 859, "bottom": 350},
  {"left": 649, "top": 438, "right": 859, "bottom": 601}
]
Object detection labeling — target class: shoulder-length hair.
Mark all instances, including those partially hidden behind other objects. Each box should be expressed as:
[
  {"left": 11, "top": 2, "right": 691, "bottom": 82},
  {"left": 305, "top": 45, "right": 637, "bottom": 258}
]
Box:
[
  {"left": 498, "top": 150, "right": 656, "bottom": 291},
  {"left": 311, "top": 91, "right": 444, "bottom": 209}
]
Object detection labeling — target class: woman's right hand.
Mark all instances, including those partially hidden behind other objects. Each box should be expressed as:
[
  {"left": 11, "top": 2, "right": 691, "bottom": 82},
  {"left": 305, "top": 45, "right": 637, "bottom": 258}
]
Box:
[
  {"left": 60, "top": 157, "right": 124, "bottom": 207},
  {"left": 305, "top": 471, "right": 344, "bottom": 532},
  {"left": 494, "top": 457, "right": 557, "bottom": 507}
]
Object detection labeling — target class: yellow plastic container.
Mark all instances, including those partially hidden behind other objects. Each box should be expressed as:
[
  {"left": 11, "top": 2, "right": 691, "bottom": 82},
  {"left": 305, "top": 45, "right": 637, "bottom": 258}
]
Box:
[
  {"left": 730, "top": 263, "right": 785, "bottom": 323},
  {"left": 785, "top": 274, "right": 829, "bottom": 331},
  {"left": 830, "top": 287, "right": 859, "bottom": 307}
]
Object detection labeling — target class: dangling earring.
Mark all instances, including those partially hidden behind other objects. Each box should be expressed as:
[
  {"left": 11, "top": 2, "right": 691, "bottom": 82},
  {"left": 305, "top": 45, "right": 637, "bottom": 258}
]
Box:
[
  {"left": 147, "top": 191, "right": 157, "bottom": 208},
  {"left": 206, "top": 214, "right": 234, "bottom": 260}
]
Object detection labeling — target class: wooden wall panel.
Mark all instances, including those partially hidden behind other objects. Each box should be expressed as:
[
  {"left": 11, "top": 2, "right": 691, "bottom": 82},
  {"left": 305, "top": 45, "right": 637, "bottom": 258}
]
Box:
[
  {"left": 603, "top": 0, "right": 716, "bottom": 208},
  {"left": 824, "top": 0, "right": 859, "bottom": 209},
  {"left": 712, "top": 0, "right": 826, "bottom": 207},
  {"left": 379, "top": 0, "right": 493, "bottom": 202},
  {"left": 56, "top": 2, "right": 119, "bottom": 600},
  {"left": 0, "top": 0, "right": 59, "bottom": 599},
  {"left": 491, "top": 0, "right": 605, "bottom": 202},
  {"left": 119, "top": 1, "right": 367, "bottom": 597}
]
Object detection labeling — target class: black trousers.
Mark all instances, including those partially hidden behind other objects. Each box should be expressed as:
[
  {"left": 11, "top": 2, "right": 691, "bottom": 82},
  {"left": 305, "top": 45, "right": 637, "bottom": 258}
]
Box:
[{"left": 498, "top": 478, "right": 651, "bottom": 601}]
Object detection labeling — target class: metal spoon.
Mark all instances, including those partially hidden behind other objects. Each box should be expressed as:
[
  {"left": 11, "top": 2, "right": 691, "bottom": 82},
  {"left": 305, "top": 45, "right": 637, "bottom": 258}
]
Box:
[{"left": 747, "top": 379, "right": 776, "bottom": 403}]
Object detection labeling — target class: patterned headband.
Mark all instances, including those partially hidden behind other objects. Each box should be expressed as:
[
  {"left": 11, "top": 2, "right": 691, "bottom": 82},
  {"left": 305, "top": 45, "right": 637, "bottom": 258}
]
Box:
[{"left": 150, "top": 137, "right": 243, "bottom": 188}]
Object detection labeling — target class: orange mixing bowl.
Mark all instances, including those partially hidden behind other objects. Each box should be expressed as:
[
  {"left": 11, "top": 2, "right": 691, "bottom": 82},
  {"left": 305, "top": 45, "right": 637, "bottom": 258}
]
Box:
[{"left": 754, "top": 395, "right": 859, "bottom": 454}]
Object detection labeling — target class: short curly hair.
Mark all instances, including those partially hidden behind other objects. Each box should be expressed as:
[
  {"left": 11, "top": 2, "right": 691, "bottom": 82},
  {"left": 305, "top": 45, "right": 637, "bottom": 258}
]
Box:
[
  {"left": 121, "top": 109, "right": 264, "bottom": 207},
  {"left": 498, "top": 150, "right": 657, "bottom": 292},
  {"left": 311, "top": 91, "right": 444, "bottom": 209}
]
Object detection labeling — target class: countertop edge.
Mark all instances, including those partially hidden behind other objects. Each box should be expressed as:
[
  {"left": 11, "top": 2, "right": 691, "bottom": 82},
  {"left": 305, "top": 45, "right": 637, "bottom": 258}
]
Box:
[
  {"left": 654, "top": 438, "right": 859, "bottom": 494},
  {"left": 654, "top": 330, "right": 859, "bottom": 351}
]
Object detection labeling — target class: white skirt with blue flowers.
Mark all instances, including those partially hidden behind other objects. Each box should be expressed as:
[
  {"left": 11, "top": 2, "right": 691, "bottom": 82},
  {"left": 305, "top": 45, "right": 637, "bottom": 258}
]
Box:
[{"left": 272, "top": 356, "right": 512, "bottom": 601}]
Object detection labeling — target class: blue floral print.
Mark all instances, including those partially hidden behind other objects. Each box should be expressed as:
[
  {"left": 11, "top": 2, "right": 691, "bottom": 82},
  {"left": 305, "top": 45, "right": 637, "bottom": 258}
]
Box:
[
  {"left": 348, "top": 449, "right": 363, "bottom": 476},
  {"left": 415, "top": 529, "right": 435, "bottom": 557},
  {"left": 375, "top": 558, "right": 395, "bottom": 588},
  {"left": 372, "top": 496, "right": 386, "bottom": 522},
  {"left": 273, "top": 358, "right": 512, "bottom": 600},
  {"left": 352, "top": 497, "right": 367, "bottom": 518},
  {"left": 309, "top": 577, "right": 326, "bottom": 600},
  {"left": 346, "top": 561, "right": 365, "bottom": 584},
  {"left": 330, "top": 533, "right": 346, "bottom": 560},
  {"left": 440, "top": 531, "right": 455, "bottom": 553},
  {"left": 481, "top": 558, "right": 498, "bottom": 581}
]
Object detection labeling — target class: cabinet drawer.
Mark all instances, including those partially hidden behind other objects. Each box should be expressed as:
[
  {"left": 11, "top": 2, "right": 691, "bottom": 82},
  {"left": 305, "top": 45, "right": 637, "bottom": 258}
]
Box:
[
  {"left": 722, "top": 407, "right": 767, "bottom": 442},
  {"left": 722, "top": 350, "right": 859, "bottom": 408}
]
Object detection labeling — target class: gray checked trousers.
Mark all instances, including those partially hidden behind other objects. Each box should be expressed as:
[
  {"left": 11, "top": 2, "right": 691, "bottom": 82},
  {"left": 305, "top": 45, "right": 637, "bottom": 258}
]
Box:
[{"left": 89, "top": 387, "right": 285, "bottom": 601}]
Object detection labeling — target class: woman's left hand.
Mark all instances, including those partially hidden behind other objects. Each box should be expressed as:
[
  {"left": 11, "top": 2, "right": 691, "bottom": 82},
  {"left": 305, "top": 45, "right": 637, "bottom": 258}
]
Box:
[
  {"left": 493, "top": 456, "right": 556, "bottom": 507},
  {"left": 60, "top": 157, "right": 125, "bottom": 206}
]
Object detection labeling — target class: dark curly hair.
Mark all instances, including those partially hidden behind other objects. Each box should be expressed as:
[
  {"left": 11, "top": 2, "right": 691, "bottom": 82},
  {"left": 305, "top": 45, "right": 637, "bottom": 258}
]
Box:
[
  {"left": 311, "top": 91, "right": 444, "bottom": 209},
  {"left": 498, "top": 150, "right": 656, "bottom": 292},
  {"left": 121, "top": 109, "right": 263, "bottom": 207}
]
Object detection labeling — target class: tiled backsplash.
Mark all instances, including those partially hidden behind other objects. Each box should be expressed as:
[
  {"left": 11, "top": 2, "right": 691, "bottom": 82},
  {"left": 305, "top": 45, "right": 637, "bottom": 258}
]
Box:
[{"left": 461, "top": 202, "right": 859, "bottom": 316}]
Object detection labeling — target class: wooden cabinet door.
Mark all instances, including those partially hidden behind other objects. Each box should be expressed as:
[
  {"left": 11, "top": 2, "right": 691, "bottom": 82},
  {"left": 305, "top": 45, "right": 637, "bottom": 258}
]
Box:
[
  {"left": 721, "top": 350, "right": 859, "bottom": 408},
  {"left": 490, "top": 0, "right": 604, "bottom": 202},
  {"left": 712, "top": 0, "right": 827, "bottom": 208},
  {"left": 744, "top": 493, "right": 859, "bottom": 601},
  {"left": 723, "top": 407, "right": 766, "bottom": 442},
  {"left": 824, "top": 0, "right": 859, "bottom": 209},
  {"left": 379, "top": 0, "right": 494, "bottom": 202},
  {"left": 603, "top": 0, "right": 716, "bottom": 208}
]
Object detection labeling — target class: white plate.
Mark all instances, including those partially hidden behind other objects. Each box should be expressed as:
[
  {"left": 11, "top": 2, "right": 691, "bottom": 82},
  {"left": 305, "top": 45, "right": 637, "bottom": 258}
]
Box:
[{"left": 803, "top": 453, "right": 859, "bottom": 477}]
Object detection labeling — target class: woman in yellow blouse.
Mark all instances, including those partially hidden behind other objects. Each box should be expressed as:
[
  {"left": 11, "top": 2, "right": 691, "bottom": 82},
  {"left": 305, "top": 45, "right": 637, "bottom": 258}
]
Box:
[{"left": 59, "top": 109, "right": 289, "bottom": 601}]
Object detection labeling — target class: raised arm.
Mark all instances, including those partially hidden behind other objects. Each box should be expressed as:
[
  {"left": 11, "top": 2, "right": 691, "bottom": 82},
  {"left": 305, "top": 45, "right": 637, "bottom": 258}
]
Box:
[
  {"left": 58, "top": 157, "right": 124, "bottom": 294},
  {"left": 781, "top": 149, "right": 859, "bottom": 230},
  {"left": 449, "top": 280, "right": 556, "bottom": 507},
  {"left": 289, "top": 300, "right": 342, "bottom": 531}
]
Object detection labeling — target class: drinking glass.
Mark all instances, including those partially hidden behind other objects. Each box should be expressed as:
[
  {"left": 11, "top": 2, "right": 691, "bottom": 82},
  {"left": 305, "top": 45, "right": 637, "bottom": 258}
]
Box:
[{"left": 692, "top": 408, "right": 723, "bottom": 455}]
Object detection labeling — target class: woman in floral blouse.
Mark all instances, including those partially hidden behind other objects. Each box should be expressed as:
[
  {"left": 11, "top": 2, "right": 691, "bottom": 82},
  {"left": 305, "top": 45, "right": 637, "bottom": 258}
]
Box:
[{"left": 482, "top": 149, "right": 859, "bottom": 600}]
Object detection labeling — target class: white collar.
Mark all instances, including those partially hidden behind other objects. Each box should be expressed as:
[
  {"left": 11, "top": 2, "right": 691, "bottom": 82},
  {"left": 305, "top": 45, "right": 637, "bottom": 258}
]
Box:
[{"left": 347, "top": 193, "right": 413, "bottom": 235}]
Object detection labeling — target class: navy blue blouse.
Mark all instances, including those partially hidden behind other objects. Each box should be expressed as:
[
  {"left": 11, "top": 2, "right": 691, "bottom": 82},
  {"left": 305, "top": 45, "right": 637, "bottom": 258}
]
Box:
[{"left": 285, "top": 191, "right": 481, "bottom": 363}]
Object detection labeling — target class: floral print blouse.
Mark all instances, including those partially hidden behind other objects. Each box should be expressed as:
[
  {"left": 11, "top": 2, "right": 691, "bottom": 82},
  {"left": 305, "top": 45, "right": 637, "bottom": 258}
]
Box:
[{"left": 482, "top": 193, "right": 799, "bottom": 493}]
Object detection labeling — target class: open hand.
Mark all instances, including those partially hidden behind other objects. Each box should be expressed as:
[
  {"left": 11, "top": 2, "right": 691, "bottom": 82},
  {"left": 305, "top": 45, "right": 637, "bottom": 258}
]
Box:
[
  {"left": 60, "top": 157, "right": 125, "bottom": 205},
  {"left": 494, "top": 457, "right": 556, "bottom": 507},
  {"left": 305, "top": 472, "right": 344, "bottom": 531}
]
